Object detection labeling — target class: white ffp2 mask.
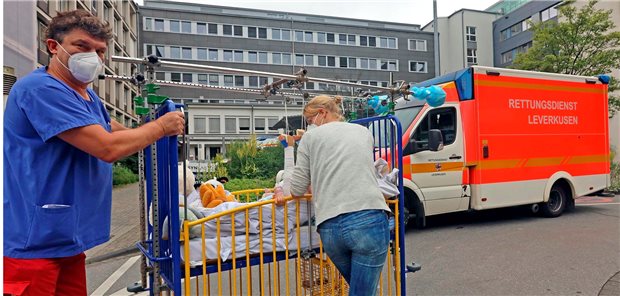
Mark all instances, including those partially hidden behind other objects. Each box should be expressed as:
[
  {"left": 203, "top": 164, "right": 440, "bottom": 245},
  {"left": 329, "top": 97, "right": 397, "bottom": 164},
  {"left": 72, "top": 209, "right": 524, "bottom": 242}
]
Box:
[{"left": 56, "top": 42, "right": 103, "bottom": 83}]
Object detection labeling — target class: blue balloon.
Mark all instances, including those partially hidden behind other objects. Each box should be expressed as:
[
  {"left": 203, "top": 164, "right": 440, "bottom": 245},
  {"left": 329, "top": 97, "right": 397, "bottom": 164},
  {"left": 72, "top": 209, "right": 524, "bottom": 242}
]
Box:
[
  {"left": 411, "top": 85, "right": 446, "bottom": 107},
  {"left": 369, "top": 95, "right": 389, "bottom": 114}
]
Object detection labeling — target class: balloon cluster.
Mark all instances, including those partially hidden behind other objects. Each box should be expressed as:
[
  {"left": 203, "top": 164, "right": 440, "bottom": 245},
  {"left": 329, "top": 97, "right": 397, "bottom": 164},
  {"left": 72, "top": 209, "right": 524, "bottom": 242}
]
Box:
[
  {"left": 368, "top": 95, "right": 390, "bottom": 115},
  {"left": 409, "top": 85, "right": 446, "bottom": 107}
]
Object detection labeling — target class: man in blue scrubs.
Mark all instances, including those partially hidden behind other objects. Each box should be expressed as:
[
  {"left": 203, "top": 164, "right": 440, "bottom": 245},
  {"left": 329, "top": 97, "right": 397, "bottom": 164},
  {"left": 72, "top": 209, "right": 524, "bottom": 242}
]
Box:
[{"left": 3, "top": 10, "right": 185, "bottom": 295}]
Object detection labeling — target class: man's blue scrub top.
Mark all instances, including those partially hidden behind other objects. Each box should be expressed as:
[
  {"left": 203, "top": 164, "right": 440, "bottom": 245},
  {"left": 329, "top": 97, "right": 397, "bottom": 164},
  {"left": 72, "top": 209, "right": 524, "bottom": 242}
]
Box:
[{"left": 4, "top": 67, "right": 113, "bottom": 258}]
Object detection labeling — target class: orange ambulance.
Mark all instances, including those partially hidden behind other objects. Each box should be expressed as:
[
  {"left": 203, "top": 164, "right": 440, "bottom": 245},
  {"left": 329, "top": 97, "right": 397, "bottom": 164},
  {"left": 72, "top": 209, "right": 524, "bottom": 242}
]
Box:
[{"left": 394, "top": 66, "right": 610, "bottom": 227}]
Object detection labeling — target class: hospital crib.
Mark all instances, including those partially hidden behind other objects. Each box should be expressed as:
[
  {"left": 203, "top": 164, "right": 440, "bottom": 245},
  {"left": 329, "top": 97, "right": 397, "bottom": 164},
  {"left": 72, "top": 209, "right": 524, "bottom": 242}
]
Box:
[{"left": 138, "top": 102, "right": 409, "bottom": 295}]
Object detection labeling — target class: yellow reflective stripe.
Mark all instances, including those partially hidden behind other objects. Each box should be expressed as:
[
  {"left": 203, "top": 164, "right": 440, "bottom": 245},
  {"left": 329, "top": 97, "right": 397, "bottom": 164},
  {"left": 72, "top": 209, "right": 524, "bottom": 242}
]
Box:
[
  {"left": 567, "top": 154, "right": 609, "bottom": 164},
  {"left": 524, "top": 157, "right": 564, "bottom": 167},
  {"left": 475, "top": 79, "right": 605, "bottom": 94},
  {"left": 479, "top": 159, "right": 521, "bottom": 170},
  {"left": 408, "top": 162, "right": 464, "bottom": 174}
]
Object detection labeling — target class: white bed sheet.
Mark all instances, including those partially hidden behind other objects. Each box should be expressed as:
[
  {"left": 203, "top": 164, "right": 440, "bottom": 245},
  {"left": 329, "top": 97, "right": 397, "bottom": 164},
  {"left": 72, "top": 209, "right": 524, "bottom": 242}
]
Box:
[{"left": 182, "top": 226, "right": 321, "bottom": 267}]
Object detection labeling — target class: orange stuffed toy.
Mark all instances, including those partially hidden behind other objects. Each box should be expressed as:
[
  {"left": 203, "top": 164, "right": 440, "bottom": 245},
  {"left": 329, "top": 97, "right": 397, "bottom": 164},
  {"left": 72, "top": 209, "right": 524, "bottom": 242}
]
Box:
[{"left": 199, "top": 179, "right": 236, "bottom": 208}]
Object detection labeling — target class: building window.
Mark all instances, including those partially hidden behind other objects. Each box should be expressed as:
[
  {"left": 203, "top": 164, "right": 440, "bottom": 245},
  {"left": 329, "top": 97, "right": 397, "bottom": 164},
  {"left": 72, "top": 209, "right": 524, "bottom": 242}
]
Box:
[
  {"left": 254, "top": 118, "right": 265, "bottom": 132},
  {"left": 368, "top": 36, "right": 376, "bottom": 47},
  {"left": 466, "top": 26, "right": 476, "bottom": 42},
  {"left": 409, "top": 39, "right": 427, "bottom": 51},
  {"left": 38, "top": 20, "right": 47, "bottom": 53},
  {"left": 317, "top": 32, "right": 326, "bottom": 43},
  {"left": 248, "top": 26, "right": 257, "bottom": 38},
  {"left": 169, "top": 20, "right": 180, "bottom": 33},
  {"left": 339, "top": 57, "right": 348, "bottom": 68},
  {"left": 349, "top": 57, "right": 357, "bottom": 68},
  {"left": 209, "top": 74, "right": 219, "bottom": 85},
  {"left": 295, "top": 54, "right": 304, "bottom": 66},
  {"left": 144, "top": 17, "right": 152, "bottom": 31},
  {"left": 223, "top": 25, "right": 232, "bottom": 35},
  {"left": 181, "top": 21, "right": 191, "bottom": 33},
  {"left": 260, "top": 76, "right": 268, "bottom": 86},
  {"left": 318, "top": 55, "right": 327, "bottom": 66},
  {"left": 541, "top": 5, "right": 558, "bottom": 22},
  {"left": 348, "top": 34, "right": 356, "bottom": 46},
  {"left": 282, "top": 53, "right": 292, "bottom": 65},
  {"left": 295, "top": 30, "right": 303, "bottom": 42},
  {"left": 272, "top": 28, "right": 281, "bottom": 40},
  {"left": 170, "top": 46, "right": 180, "bottom": 59},
  {"left": 208, "top": 49, "right": 218, "bottom": 61},
  {"left": 249, "top": 51, "right": 257, "bottom": 63},
  {"left": 197, "top": 48, "right": 207, "bottom": 60},
  {"left": 272, "top": 52, "right": 281, "bottom": 64},
  {"left": 234, "top": 50, "right": 243, "bottom": 62},
  {"left": 154, "top": 19, "right": 164, "bottom": 31},
  {"left": 182, "top": 73, "right": 192, "bottom": 83},
  {"left": 233, "top": 25, "right": 242, "bottom": 36},
  {"left": 305, "top": 31, "right": 313, "bottom": 42},
  {"left": 339, "top": 34, "right": 347, "bottom": 45},
  {"left": 409, "top": 61, "right": 427, "bottom": 73},
  {"left": 305, "top": 55, "right": 314, "bottom": 66},
  {"left": 326, "top": 33, "right": 335, "bottom": 43},
  {"left": 467, "top": 49, "right": 477, "bottom": 65},
  {"left": 194, "top": 117, "right": 206, "bottom": 133},
  {"left": 360, "top": 36, "right": 368, "bottom": 46},
  {"left": 281, "top": 29, "right": 291, "bottom": 41},
  {"left": 198, "top": 74, "right": 208, "bottom": 84},
  {"left": 223, "top": 50, "right": 233, "bottom": 62},
  {"left": 379, "top": 37, "right": 388, "bottom": 48},
  {"left": 208, "top": 23, "right": 218, "bottom": 34},
  {"left": 225, "top": 117, "right": 237, "bottom": 133},
  {"left": 360, "top": 58, "right": 369, "bottom": 69},
  {"left": 259, "top": 52, "right": 268, "bottom": 64},
  {"left": 328, "top": 56, "right": 336, "bottom": 67},
  {"left": 208, "top": 117, "right": 220, "bottom": 133},
  {"left": 268, "top": 117, "right": 279, "bottom": 131},
  {"left": 258, "top": 27, "right": 267, "bottom": 39},
  {"left": 239, "top": 117, "right": 250, "bottom": 133},
  {"left": 182, "top": 47, "right": 192, "bottom": 59},
  {"left": 234, "top": 75, "right": 244, "bottom": 87},
  {"left": 388, "top": 61, "right": 397, "bottom": 71},
  {"left": 197, "top": 22, "right": 207, "bottom": 34},
  {"left": 156, "top": 72, "right": 165, "bottom": 81},
  {"left": 223, "top": 75, "right": 234, "bottom": 87},
  {"left": 249, "top": 76, "right": 258, "bottom": 87},
  {"left": 387, "top": 38, "right": 396, "bottom": 49}
]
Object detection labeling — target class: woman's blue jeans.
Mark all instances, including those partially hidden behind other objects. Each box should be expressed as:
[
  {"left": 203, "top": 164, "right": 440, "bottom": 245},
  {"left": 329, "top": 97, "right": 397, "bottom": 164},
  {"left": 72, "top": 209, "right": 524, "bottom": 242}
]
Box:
[{"left": 317, "top": 209, "right": 390, "bottom": 296}]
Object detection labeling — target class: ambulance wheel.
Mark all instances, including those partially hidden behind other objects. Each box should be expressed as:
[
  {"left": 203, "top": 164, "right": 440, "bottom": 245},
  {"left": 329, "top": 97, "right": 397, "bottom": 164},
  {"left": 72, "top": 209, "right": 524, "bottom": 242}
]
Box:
[{"left": 541, "top": 184, "right": 568, "bottom": 218}]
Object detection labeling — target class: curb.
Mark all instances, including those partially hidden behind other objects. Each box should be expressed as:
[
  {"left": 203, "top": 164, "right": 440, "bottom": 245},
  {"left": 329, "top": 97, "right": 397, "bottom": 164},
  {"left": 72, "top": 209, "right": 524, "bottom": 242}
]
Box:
[{"left": 86, "top": 246, "right": 140, "bottom": 264}]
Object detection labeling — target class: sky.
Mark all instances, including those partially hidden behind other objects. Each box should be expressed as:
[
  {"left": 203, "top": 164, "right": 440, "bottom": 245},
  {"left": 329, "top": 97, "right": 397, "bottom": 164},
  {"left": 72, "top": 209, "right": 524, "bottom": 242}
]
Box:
[{"left": 135, "top": 0, "right": 500, "bottom": 26}]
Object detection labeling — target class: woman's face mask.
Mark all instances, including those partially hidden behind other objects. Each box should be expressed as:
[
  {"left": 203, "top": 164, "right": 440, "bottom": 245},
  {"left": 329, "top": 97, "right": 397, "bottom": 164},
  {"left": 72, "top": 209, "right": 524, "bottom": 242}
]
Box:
[
  {"left": 56, "top": 42, "right": 103, "bottom": 83},
  {"left": 306, "top": 113, "right": 324, "bottom": 131}
]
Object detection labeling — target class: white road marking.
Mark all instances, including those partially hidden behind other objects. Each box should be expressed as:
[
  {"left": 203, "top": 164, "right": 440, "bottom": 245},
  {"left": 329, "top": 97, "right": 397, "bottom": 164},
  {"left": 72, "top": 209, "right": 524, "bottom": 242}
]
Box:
[
  {"left": 108, "top": 287, "right": 148, "bottom": 295},
  {"left": 90, "top": 255, "right": 140, "bottom": 296},
  {"left": 576, "top": 202, "right": 620, "bottom": 206}
]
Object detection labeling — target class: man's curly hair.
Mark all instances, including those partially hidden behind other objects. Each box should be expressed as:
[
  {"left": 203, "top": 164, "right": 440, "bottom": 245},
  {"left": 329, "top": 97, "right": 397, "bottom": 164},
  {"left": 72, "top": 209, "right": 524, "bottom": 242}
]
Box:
[{"left": 45, "top": 9, "right": 112, "bottom": 54}]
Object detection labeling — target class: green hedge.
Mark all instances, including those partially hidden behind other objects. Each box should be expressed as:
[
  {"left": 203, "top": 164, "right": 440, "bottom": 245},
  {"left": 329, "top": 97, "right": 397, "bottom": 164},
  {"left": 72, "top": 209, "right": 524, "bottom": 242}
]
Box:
[
  {"left": 224, "top": 178, "right": 275, "bottom": 193},
  {"left": 610, "top": 161, "right": 620, "bottom": 193},
  {"left": 113, "top": 164, "right": 138, "bottom": 187}
]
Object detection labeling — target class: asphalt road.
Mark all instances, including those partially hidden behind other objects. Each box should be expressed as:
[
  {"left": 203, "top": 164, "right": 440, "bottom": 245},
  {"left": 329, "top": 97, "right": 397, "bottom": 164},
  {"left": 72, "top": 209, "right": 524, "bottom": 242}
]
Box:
[{"left": 86, "top": 196, "right": 619, "bottom": 295}]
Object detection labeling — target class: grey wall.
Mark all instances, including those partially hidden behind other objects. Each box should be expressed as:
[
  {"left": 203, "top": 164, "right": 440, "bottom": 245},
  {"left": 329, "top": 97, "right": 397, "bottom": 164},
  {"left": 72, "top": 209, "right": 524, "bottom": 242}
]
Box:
[{"left": 3, "top": 1, "right": 37, "bottom": 79}]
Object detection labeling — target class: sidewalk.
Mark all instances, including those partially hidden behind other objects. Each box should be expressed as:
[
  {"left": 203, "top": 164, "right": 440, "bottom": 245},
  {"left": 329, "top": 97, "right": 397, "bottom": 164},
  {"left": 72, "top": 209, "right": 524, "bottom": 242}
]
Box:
[{"left": 85, "top": 183, "right": 141, "bottom": 263}]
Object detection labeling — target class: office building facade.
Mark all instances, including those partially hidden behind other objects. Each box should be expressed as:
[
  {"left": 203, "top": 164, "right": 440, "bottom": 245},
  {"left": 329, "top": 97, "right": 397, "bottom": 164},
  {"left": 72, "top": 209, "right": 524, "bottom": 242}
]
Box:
[
  {"left": 422, "top": 9, "right": 500, "bottom": 76},
  {"left": 139, "top": 0, "right": 435, "bottom": 160},
  {"left": 3, "top": 0, "right": 140, "bottom": 127}
]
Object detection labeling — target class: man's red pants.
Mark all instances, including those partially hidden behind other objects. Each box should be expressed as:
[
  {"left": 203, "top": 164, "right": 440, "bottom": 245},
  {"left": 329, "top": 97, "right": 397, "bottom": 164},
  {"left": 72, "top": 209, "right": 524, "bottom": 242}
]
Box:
[{"left": 3, "top": 253, "right": 86, "bottom": 296}]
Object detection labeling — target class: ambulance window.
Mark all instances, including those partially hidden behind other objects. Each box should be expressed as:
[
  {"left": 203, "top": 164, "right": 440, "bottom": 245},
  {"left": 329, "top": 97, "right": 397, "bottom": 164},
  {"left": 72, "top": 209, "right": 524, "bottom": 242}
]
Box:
[{"left": 406, "top": 107, "right": 456, "bottom": 154}]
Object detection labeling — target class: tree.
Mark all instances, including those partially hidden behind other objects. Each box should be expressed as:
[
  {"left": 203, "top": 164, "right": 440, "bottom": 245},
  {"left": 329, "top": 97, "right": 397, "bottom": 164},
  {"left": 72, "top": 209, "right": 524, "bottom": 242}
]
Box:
[{"left": 512, "top": 0, "right": 620, "bottom": 116}]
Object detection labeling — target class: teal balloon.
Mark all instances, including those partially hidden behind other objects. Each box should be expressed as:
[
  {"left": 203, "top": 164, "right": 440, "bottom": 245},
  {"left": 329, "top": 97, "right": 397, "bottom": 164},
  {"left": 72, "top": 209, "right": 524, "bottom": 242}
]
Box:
[
  {"left": 411, "top": 85, "right": 446, "bottom": 107},
  {"left": 369, "top": 95, "right": 389, "bottom": 114}
]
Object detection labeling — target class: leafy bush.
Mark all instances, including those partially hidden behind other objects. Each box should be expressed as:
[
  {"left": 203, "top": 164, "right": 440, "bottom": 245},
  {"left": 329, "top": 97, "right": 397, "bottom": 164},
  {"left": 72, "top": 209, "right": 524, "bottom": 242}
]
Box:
[
  {"left": 225, "top": 178, "right": 276, "bottom": 193},
  {"left": 610, "top": 161, "right": 620, "bottom": 193},
  {"left": 113, "top": 164, "right": 138, "bottom": 186},
  {"left": 117, "top": 153, "right": 139, "bottom": 174},
  {"left": 226, "top": 135, "right": 284, "bottom": 179}
]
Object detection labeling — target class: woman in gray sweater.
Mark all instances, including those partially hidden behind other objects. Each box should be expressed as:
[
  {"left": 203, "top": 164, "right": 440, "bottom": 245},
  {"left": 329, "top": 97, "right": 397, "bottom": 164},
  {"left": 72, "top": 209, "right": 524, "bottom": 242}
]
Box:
[{"left": 289, "top": 95, "right": 391, "bottom": 296}]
